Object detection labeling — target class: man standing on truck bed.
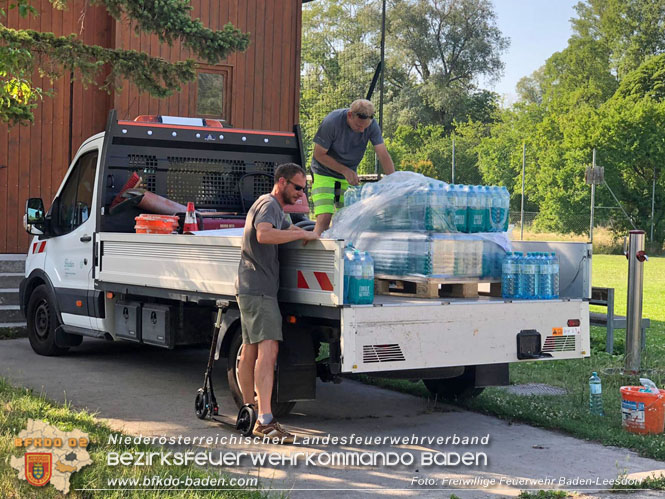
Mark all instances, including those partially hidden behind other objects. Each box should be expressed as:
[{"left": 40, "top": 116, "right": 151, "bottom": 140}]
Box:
[
  {"left": 236, "top": 163, "right": 319, "bottom": 442},
  {"left": 311, "top": 99, "right": 396, "bottom": 235}
]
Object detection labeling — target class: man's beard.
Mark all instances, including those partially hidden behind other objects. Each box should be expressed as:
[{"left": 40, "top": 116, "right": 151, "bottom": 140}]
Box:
[{"left": 279, "top": 190, "right": 294, "bottom": 205}]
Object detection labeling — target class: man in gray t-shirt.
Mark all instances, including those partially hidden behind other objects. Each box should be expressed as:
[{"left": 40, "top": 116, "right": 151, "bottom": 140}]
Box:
[
  {"left": 235, "top": 163, "right": 318, "bottom": 442},
  {"left": 311, "top": 99, "right": 395, "bottom": 235}
]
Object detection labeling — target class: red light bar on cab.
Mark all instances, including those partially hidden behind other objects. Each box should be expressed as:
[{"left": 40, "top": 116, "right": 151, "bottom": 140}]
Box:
[{"left": 133, "top": 115, "right": 223, "bottom": 128}]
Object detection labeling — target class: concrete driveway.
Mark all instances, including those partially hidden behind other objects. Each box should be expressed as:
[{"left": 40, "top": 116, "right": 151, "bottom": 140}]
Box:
[{"left": 1, "top": 337, "right": 663, "bottom": 498}]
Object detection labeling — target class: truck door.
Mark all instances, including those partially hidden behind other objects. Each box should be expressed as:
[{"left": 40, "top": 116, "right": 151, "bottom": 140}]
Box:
[{"left": 43, "top": 147, "right": 99, "bottom": 332}]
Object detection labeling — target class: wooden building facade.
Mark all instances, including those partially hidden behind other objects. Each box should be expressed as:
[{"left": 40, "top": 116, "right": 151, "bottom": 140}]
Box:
[{"left": 0, "top": 0, "right": 303, "bottom": 254}]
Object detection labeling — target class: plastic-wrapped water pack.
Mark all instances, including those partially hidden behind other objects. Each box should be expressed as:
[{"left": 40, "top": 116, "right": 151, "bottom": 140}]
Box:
[
  {"left": 325, "top": 171, "right": 511, "bottom": 279},
  {"left": 353, "top": 231, "right": 510, "bottom": 279}
]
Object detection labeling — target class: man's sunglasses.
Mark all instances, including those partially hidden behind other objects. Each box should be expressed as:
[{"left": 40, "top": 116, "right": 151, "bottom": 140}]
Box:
[
  {"left": 355, "top": 112, "right": 374, "bottom": 120},
  {"left": 287, "top": 180, "right": 305, "bottom": 191}
]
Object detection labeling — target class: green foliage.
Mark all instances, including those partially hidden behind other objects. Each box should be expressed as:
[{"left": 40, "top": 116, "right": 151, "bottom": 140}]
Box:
[
  {"left": 300, "top": 0, "right": 506, "bottom": 169},
  {"left": 0, "top": 0, "right": 249, "bottom": 126},
  {"left": 614, "top": 53, "right": 665, "bottom": 101},
  {"left": 383, "top": 122, "right": 484, "bottom": 184},
  {"left": 100, "top": 0, "right": 249, "bottom": 65},
  {"left": 477, "top": 0, "right": 665, "bottom": 243},
  {"left": 0, "top": 45, "right": 41, "bottom": 125},
  {"left": 572, "top": 0, "right": 665, "bottom": 79}
]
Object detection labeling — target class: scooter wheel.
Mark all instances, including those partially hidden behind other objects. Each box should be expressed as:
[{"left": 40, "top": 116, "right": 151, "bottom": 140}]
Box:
[
  {"left": 195, "top": 388, "right": 209, "bottom": 420},
  {"left": 235, "top": 404, "right": 257, "bottom": 437}
]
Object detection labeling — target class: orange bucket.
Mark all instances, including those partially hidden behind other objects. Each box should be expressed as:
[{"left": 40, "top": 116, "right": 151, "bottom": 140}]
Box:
[
  {"left": 620, "top": 386, "right": 665, "bottom": 435},
  {"left": 134, "top": 214, "right": 179, "bottom": 234}
]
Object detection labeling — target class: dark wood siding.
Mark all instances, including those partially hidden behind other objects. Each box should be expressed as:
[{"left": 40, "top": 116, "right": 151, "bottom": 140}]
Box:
[
  {"left": 0, "top": 0, "right": 112, "bottom": 254},
  {"left": 0, "top": 0, "right": 302, "bottom": 254},
  {"left": 112, "top": 0, "right": 302, "bottom": 131}
]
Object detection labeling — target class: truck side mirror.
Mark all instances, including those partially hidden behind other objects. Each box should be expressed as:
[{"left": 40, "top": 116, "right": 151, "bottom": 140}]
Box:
[{"left": 25, "top": 198, "right": 46, "bottom": 235}]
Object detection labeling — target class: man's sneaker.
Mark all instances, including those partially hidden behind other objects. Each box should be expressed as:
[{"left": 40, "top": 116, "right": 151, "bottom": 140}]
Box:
[{"left": 253, "top": 420, "right": 295, "bottom": 444}]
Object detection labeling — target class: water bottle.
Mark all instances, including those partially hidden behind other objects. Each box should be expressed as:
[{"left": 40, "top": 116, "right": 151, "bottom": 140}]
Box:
[
  {"left": 442, "top": 184, "right": 456, "bottom": 231},
  {"left": 589, "top": 372, "right": 604, "bottom": 416},
  {"left": 452, "top": 185, "right": 468, "bottom": 232},
  {"left": 347, "top": 250, "right": 363, "bottom": 304},
  {"left": 539, "top": 252, "right": 553, "bottom": 299},
  {"left": 500, "top": 186, "right": 510, "bottom": 232},
  {"left": 358, "top": 252, "right": 375, "bottom": 304},
  {"left": 344, "top": 186, "right": 361, "bottom": 206},
  {"left": 361, "top": 182, "right": 378, "bottom": 200},
  {"left": 343, "top": 245, "right": 355, "bottom": 304},
  {"left": 480, "top": 186, "right": 491, "bottom": 232},
  {"left": 522, "top": 252, "right": 538, "bottom": 299},
  {"left": 550, "top": 252, "right": 560, "bottom": 298},
  {"left": 428, "top": 182, "right": 447, "bottom": 231},
  {"left": 467, "top": 186, "right": 481, "bottom": 233},
  {"left": 501, "top": 252, "right": 517, "bottom": 298}
]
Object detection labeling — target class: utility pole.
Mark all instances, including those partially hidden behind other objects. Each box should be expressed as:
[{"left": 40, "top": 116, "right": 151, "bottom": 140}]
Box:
[
  {"left": 651, "top": 166, "right": 656, "bottom": 249},
  {"left": 451, "top": 136, "right": 455, "bottom": 183},
  {"left": 520, "top": 142, "right": 525, "bottom": 240},
  {"left": 377, "top": 0, "right": 386, "bottom": 177},
  {"left": 584, "top": 149, "right": 604, "bottom": 245}
]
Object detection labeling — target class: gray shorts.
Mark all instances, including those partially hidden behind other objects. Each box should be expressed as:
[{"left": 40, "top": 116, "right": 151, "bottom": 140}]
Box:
[{"left": 237, "top": 294, "right": 283, "bottom": 344}]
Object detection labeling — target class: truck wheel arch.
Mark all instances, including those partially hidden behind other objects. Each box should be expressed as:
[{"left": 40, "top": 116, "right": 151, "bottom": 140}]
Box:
[
  {"left": 21, "top": 270, "right": 64, "bottom": 324},
  {"left": 217, "top": 314, "right": 241, "bottom": 359}
]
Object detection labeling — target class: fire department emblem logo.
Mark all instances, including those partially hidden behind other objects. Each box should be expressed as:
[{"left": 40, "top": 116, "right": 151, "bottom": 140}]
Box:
[{"left": 25, "top": 453, "right": 52, "bottom": 487}]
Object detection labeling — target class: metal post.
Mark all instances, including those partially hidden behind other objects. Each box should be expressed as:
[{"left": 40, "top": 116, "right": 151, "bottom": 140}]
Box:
[
  {"left": 650, "top": 166, "right": 656, "bottom": 247},
  {"left": 520, "top": 142, "right": 525, "bottom": 240},
  {"left": 451, "top": 136, "right": 455, "bottom": 183},
  {"left": 377, "top": 0, "right": 386, "bottom": 177},
  {"left": 625, "top": 230, "right": 646, "bottom": 374},
  {"left": 590, "top": 149, "right": 596, "bottom": 244}
]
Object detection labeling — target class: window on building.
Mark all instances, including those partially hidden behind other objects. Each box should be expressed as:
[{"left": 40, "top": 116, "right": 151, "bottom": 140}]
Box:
[{"left": 196, "top": 72, "right": 225, "bottom": 117}]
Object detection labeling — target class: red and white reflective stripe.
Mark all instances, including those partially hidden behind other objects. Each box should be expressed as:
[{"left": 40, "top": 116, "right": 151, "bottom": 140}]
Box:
[
  {"left": 32, "top": 241, "right": 46, "bottom": 254},
  {"left": 296, "top": 270, "right": 334, "bottom": 291}
]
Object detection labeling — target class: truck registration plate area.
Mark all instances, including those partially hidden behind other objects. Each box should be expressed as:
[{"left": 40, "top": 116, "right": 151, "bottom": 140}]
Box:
[{"left": 340, "top": 300, "right": 590, "bottom": 373}]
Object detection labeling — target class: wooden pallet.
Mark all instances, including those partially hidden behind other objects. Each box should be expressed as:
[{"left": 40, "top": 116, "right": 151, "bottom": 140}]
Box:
[{"left": 374, "top": 274, "right": 501, "bottom": 299}]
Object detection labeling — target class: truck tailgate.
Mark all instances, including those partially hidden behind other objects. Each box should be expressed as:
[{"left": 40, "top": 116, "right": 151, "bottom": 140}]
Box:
[
  {"left": 340, "top": 297, "right": 590, "bottom": 373},
  {"left": 96, "top": 233, "right": 344, "bottom": 306}
]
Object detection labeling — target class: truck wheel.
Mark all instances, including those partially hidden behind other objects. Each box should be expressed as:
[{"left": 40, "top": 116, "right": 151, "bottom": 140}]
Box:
[
  {"left": 26, "top": 285, "right": 69, "bottom": 356},
  {"left": 226, "top": 328, "right": 296, "bottom": 417},
  {"left": 423, "top": 367, "right": 484, "bottom": 400}
]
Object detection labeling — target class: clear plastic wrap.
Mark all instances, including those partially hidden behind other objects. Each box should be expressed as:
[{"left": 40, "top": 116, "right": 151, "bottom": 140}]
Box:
[
  {"left": 353, "top": 231, "right": 510, "bottom": 279},
  {"left": 325, "top": 171, "right": 511, "bottom": 279}
]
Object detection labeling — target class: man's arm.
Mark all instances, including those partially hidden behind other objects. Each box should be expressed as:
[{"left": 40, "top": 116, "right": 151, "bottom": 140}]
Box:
[
  {"left": 313, "top": 144, "right": 359, "bottom": 185},
  {"left": 256, "top": 222, "right": 319, "bottom": 244},
  {"left": 374, "top": 143, "right": 395, "bottom": 175}
]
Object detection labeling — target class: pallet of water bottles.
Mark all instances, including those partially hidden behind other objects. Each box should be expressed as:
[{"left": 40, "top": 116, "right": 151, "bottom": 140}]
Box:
[
  {"left": 501, "top": 251, "right": 560, "bottom": 300},
  {"left": 343, "top": 174, "right": 510, "bottom": 234}
]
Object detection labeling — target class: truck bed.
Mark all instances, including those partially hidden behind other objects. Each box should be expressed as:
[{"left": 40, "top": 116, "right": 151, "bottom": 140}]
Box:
[
  {"left": 96, "top": 233, "right": 591, "bottom": 373},
  {"left": 95, "top": 232, "right": 345, "bottom": 307}
]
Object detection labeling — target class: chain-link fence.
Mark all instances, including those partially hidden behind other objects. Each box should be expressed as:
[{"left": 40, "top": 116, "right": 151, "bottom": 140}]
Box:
[
  {"left": 300, "top": 2, "right": 659, "bottom": 253},
  {"left": 300, "top": 0, "right": 382, "bottom": 173}
]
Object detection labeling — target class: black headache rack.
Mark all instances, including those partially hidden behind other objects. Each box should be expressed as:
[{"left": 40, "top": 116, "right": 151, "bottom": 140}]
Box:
[{"left": 96, "top": 109, "right": 306, "bottom": 233}]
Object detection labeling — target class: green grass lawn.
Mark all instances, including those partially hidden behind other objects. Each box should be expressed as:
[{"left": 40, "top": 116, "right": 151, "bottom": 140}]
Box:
[
  {"left": 467, "top": 254, "right": 665, "bottom": 460},
  {"left": 0, "top": 378, "right": 262, "bottom": 498}
]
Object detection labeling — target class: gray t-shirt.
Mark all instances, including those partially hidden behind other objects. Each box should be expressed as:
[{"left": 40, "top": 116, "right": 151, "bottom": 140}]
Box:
[
  {"left": 311, "top": 108, "right": 384, "bottom": 179},
  {"left": 236, "top": 194, "right": 290, "bottom": 297}
]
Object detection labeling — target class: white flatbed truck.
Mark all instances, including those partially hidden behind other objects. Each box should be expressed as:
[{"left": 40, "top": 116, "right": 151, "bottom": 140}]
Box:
[{"left": 21, "top": 111, "right": 592, "bottom": 415}]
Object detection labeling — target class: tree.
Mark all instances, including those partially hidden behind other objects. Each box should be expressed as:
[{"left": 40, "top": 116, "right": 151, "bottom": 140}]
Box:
[
  {"left": 386, "top": 0, "right": 508, "bottom": 130},
  {"left": 0, "top": 0, "right": 250, "bottom": 126},
  {"left": 300, "top": 0, "right": 508, "bottom": 172},
  {"left": 572, "top": 0, "right": 665, "bottom": 79},
  {"left": 594, "top": 54, "right": 665, "bottom": 247}
]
